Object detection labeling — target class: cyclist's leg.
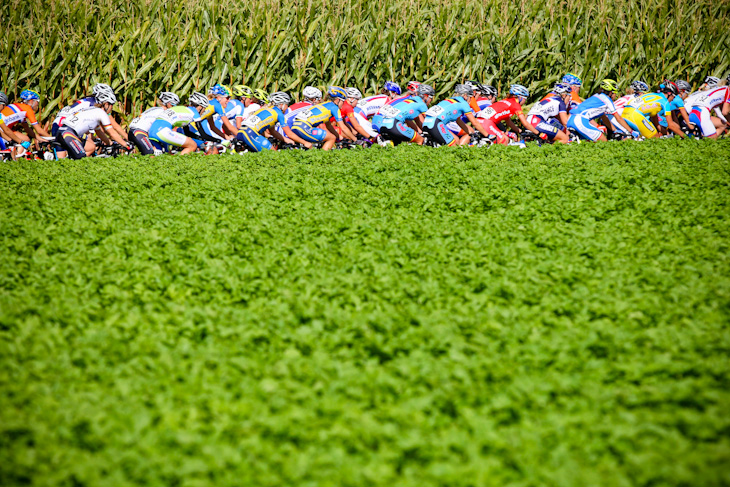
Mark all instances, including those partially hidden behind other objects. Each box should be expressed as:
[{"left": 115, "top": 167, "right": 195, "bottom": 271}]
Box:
[
  {"left": 689, "top": 107, "right": 716, "bottom": 138},
  {"left": 236, "top": 127, "right": 272, "bottom": 152},
  {"left": 567, "top": 114, "right": 604, "bottom": 141},
  {"left": 56, "top": 128, "right": 86, "bottom": 159},
  {"left": 481, "top": 118, "right": 507, "bottom": 144},
  {"left": 292, "top": 122, "right": 327, "bottom": 147},
  {"left": 128, "top": 128, "right": 155, "bottom": 155},
  {"left": 425, "top": 121, "right": 457, "bottom": 146},
  {"left": 623, "top": 107, "right": 657, "bottom": 138}
]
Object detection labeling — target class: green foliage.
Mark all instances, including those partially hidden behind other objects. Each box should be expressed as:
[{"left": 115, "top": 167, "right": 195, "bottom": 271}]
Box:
[
  {"left": 1, "top": 140, "right": 730, "bottom": 486},
  {"left": 0, "top": 0, "right": 729, "bottom": 120}
]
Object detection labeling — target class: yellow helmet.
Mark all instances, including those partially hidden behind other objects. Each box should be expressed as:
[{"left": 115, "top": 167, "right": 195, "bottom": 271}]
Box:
[{"left": 599, "top": 79, "right": 618, "bottom": 92}]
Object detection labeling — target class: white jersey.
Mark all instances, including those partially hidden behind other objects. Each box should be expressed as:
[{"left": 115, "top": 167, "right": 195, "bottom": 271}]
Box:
[
  {"left": 129, "top": 107, "right": 170, "bottom": 132},
  {"left": 242, "top": 103, "right": 261, "bottom": 121},
  {"left": 527, "top": 96, "right": 568, "bottom": 121},
  {"left": 62, "top": 107, "right": 112, "bottom": 136},
  {"left": 685, "top": 87, "right": 730, "bottom": 110},
  {"left": 53, "top": 97, "right": 97, "bottom": 126},
  {"left": 613, "top": 94, "right": 637, "bottom": 114},
  {"left": 354, "top": 95, "right": 390, "bottom": 118}
]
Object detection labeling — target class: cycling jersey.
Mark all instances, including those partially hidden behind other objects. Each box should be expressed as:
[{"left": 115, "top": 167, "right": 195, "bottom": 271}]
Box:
[
  {"left": 168, "top": 106, "right": 204, "bottom": 128},
  {"left": 0, "top": 103, "right": 38, "bottom": 128},
  {"left": 214, "top": 99, "right": 245, "bottom": 129},
  {"left": 476, "top": 97, "right": 523, "bottom": 123},
  {"left": 284, "top": 101, "right": 313, "bottom": 127},
  {"left": 613, "top": 94, "right": 637, "bottom": 114},
  {"left": 354, "top": 95, "right": 390, "bottom": 118},
  {"left": 570, "top": 94, "right": 618, "bottom": 120},
  {"left": 423, "top": 96, "right": 473, "bottom": 128},
  {"left": 341, "top": 101, "right": 355, "bottom": 121},
  {"left": 685, "top": 87, "right": 730, "bottom": 110},
  {"left": 372, "top": 95, "right": 410, "bottom": 132},
  {"left": 447, "top": 97, "right": 492, "bottom": 135},
  {"left": 242, "top": 107, "right": 286, "bottom": 134},
  {"left": 379, "top": 96, "right": 429, "bottom": 129},
  {"left": 626, "top": 93, "right": 673, "bottom": 117},
  {"left": 129, "top": 107, "right": 171, "bottom": 132},
  {"left": 242, "top": 103, "right": 261, "bottom": 120},
  {"left": 527, "top": 96, "right": 567, "bottom": 122},
  {"left": 657, "top": 96, "right": 686, "bottom": 128},
  {"left": 293, "top": 101, "right": 343, "bottom": 126},
  {"left": 60, "top": 107, "right": 112, "bottom": 136},
  {"left": 200, "top": 98, "right": 226, "bottom": 120}
]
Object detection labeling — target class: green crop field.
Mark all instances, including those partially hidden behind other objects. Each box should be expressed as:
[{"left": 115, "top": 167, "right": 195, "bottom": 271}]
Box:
[{"left": 1, "top": 141, "right": 730, "bottom": 486}]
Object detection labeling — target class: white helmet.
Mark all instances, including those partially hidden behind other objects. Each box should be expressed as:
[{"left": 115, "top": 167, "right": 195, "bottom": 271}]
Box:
[
  {"left": 269, "top": 91, "right": 291, "bottom": 105},
  {"left": 93, "top": 83, "right": 115, "bottom": 99},
  {"left": 345, "top": 87, "right": 363, "bottom": 100},
  {"left": 96, "top": 92, "right": 117, "bottom": 104},
  {"left": 189, "top": 92, "right": 209, "bottom": 108},
  {"left": 704, "top": 76, "right": 721, "bottom": 88},
  {"left": 302, "top": 86, "right": 322, "bottom": 100},
  {"left": 158, "top": 92, "right": 180, "bottom": 106}
]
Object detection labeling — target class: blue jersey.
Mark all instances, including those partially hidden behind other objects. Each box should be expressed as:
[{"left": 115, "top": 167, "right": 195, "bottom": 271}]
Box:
[
  {"left": 242, "top": 107, "right": 286, "bottom": 135},
  {"left": 214, "top": 99, "right": 245, "bottom": 130},
  {"left": 200, "top": 98, "right": 227, "bottom": 120},
  {"left": 423, "top": 96, "right": 473, "bottom": 128},
  {"left": 294, "top": 101, "right": 342, "bottom": 126},
  {"left": 378, "top": 96, "right": 430, "bottom": 129},
  {"left": 571, "top": 94, "right": 618, "bottom": 121}
]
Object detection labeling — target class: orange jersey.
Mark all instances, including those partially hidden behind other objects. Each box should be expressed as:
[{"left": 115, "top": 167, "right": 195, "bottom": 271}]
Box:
[{"left": 0, "top": 103, "right": 38, "bottom": 128}]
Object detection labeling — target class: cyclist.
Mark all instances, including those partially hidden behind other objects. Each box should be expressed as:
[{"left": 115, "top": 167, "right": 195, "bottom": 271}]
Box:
[
  {"left": 198, "top": 84, "right": 237, "bottom": 140},
  {"left": 622, "top": 82, "right": 686, "bottom": 138},
  {"left": 291, "top": 86, "right": 357, "bottom": 150},
  {"left": 128, "top": 92, "right": 180, "bottom": 155},
  {"left": 353, "top": 81, "right": 401, "bottom": 137},
  {"left": 567, "top": 79, "right": 636, "bottom": 142},
  {"left": 406, "top": 81, "right": 420, "bottom": 95},
  {"left": 147, "top": 92, "right": 212, "bottom": 155},
  {"left": 232, "top": 85, "right": 262, "bottom": 120},
  {"left": 0, "top": 90, "right": 52, "bottom": 150},
  {"left": 55, "top": 92, "right": 131, "bottom": 159},
  {"left": 685, "top": 75, "right": 730, "bottom": 138},
  {"left": 236, "top": 92, "right": 310, "bottom": 151},
  {"left": 51, "top": 84, "right": 127, "bottom": 142},
  {"left": 446, "top": 83, "right": 495, "bottom": 138},
  {"left": 656, "top": 80, "right": 695, "bottom": 136},
  {"left": 0, "top": 91, "right": 30, "bottom": 149},
  {"left": 342, "top": 87, "right": 374, "bottom": 139},
  {"left": 214, "top": 84, "right": 246, "bottom": 130},
  {"left": 422, "top": 84, "right": 490, "bottom": 146},
  {"left": 608, "top": 80, "right": 648, "bottom": 134},
  {"left": 476, "top": 84, "right": 541, "bottom": 145},
  {"left": 546, "top": 73, "right": 583, "bottom": 109},
  {"left": 284, "top": 86, "right": 322, "bottom": 127},
  {"left": 378, "top": 84, "right": 435, "bottom": 145},
  {"left": 526, "top": 83, "right": 572, "bottom": 143}
]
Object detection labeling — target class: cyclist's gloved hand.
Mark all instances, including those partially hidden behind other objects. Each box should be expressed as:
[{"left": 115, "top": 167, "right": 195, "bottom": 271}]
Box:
[
  {"left": 221, "top": 140, "right": 231, "bottom": 147},
  {"left": 21, "top": 141, "right": 31, "bottom": 149},
  {"left": 631, "top": 131, "right": 640, "bottom": 139}
]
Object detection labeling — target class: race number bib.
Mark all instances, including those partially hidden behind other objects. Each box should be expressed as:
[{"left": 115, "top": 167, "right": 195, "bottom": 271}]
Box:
[
  {"left": 379, "top": 105, "right": 400, "bottom": 118},
  {"left": 245, "top": 115, "right": 262, "bottom": 127},
  {"left": 478, "top": 107, "right": 497, "bottom": 119},
  {"left": 425, "top": 105, "right": 445, "bottom": 117}
]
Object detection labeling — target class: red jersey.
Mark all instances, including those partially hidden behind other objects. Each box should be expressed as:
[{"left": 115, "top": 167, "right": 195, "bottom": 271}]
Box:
[
  {"left": 340, "top": 101, "right": 355, "bottom": 121},
  {"left": 477, "top": 97, "right": 523, "bottom": 123}
]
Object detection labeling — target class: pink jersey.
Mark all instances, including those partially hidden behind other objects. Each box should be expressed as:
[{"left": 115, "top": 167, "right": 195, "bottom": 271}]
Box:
[
  {"left": 354, "top": 95, "right": 390, "bottom": 118},
  {"left": 613, "top": 94, "right": 637, "bottom": 113}
]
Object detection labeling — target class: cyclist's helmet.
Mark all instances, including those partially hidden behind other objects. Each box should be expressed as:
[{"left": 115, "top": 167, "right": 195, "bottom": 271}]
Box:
[
  {"left": 599, "top": 79, "right": 618, "bottom": 92},
  {"left": 302, "top": 86, "right": 323, "bottom": 100},
  {"left": 158, "top": 92, "right": 180, "bottom": 106},
  {"left": 189, "top": 92, "right": 210, "bottom": 107},
  {"left": 407, "top": 81, "right": 421, "bottom": 93},
  {"left": 269, "top": 91, "right": 291, "bottom": 105},
  {"left": 630, "top": 80, "right": 649, "bottom": 93},
  {"left": 96, "top": 92, "right": 117, "bottom": 104},
  {"left": 221, "top": 85, "right": 233, "bottom": 97},
  {"left": 328, "top": 86, "right": 347, "bottom": 100},
  {"left": 483, "top": 85, "right": 498, "bottom": 97},
  {"left": 92, "top": 83, "right": 115, "bottom": 99},
  {"left": 454, "top": 84, "right": 474, "bottom": 98},
  {"left": 552, "top": 83, "right": 571, "bottom": 95},
  {"left": 562, "top": 73, "right": 582, "bottom": 86},
  {"left": 208, "top": 84, "right": 229, "bottom": 97},
  {"left": 384, "top": 81, "right": 402, "bottom": 95},
  {"left": 0, "top": 92, "right": 9, "bottom": 105},
  {"left": 252, "top": 89, "right": 269, "bottom": 103},
  {"left": 675, "top": 80, "right": 691, "bottom": 92},
  {"left": 20, "top": 89, "right": 40, "bottom": 102},
  {"left": 704, "top": 76, "right": 720, "bottom": 88},
  {"left": 345, "top": 87, "right": 363, "bottom": 100},
  {"left": 234, "top": 85, "right": 253, "bottom": 98},
  {"left": 661, "top": 81, "right": 679, "bottom": 96},
  {"left": 417, "top": 84, "right": 435, "bottom": 96},
  {"left": 509, "top": 84, "right": 529, "bottom": 98}
]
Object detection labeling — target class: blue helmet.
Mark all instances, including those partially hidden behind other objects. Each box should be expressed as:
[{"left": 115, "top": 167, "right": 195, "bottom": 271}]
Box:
[
  {"left": 208, "top": 84, "right": 229, "bottom": 97},
  {"left": 384, "top": 81, "right": 401, "bottom": 95},
  {"left": 20, "top": 89, "right": 40, "bottom": 102},
  {"left": 630, "top": 80, "right": 649, "bottom": 93},
  {"left": 327, "top": 86, "right": 347, "bottom": 100},
  {"left": 552, "top": 83, "right": 571, "bottom": 95},
  {"left": 561, "top": 73, "right": 582, "bottom": 86},
  {"left": 509, "top": 84, "right": 529, "bottom": 98}
]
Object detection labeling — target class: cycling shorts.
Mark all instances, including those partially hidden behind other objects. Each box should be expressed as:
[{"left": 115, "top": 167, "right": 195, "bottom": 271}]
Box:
[
  {"left": 567, "top": 114, "right": 603, "bottom": 141},
  {"left": 424, "top": 121, "right": 456, "bottom": 146},
  {"left": 479, "top": 118, "right": 508, "bottom": 145},
  {"left": 622, "top": 107, "right": 658, "bottom": 138},
  {"left": 56, "top": 128, "right": 86, "bottom": 159},
  {"left": 689, "top": 107, "right": 716, "bottom": 137},
  {"left": 237, "top": 126, "right": 272, "bottom": 152},
  {"left": 291, "top": 121, "right": 327, "bottom": 143},
  {"left": 149, "top": 120, "right": 188, "bottom": 147},
  {"left": 527, "top": 115, "right": 559, "bottom": 140},
  {"left": 379, "top": 121, "right": 416, "bottom": 145},
  {"left": 128, "top": 128, "right": 155, "bottom": 155}
]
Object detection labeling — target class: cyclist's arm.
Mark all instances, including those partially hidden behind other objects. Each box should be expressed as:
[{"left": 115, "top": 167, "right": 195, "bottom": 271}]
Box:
[
  {"left": 108, "top": 117, "right": 128, "bottom": 141},
  {"left": 606, "top": 112, "right": 633, "bottom": 134},
  {"left": 20, "top": 121, "right": 40, "bottom": 150},
  {"left": 95, "top": 127, "right": 112, "bottom": 145},
  {"left": 406, "top": 119, "right": 420, "bottom": 133},
  {"left": 517, "top": 113, "right": 540, "bottom": 135},
  {"left": 219, "top": 115, "right": 238, "bottom": 137},
  {"left": 282, "top": 126, "right": 313, "bottom": 148},
  {"left": 677, "top": 107, "right": 694, "bottom": 128},
  {"left": 0, "top": 122, "right": 25, "bottom": 144},
  {"left": 346, "top": 115, "right": 372, "bottom": 138},
  {"left": 464, "top": 112, "right": 490, "bottom": 137},
  {"left": 192, "top": 122, "right": 222, "bottom": 143},
  {"left": 713, "top": 107, "right": 728, "bottom": 124},
  {"left": 504, "top": 118, "right": 521, "bottom": 134},
  {"left": 336, "top": 120, "right": 357, "bottom": 141},
  {"left": 266, "top": 127, "right": 288, "bottom": 144},
  {"left": 559, "top": 112, "right": 570, "bottom": 130},
  {"left": 665, "top": 114, "right": 685, "bottom": 138},
  {"left": 456, "top": 118, "right": 472, "bottom": 135}
]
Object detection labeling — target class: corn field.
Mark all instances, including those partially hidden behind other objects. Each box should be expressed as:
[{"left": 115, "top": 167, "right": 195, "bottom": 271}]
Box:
[{"left": 1, "top": 0, "right": 729, "bottom": 120}]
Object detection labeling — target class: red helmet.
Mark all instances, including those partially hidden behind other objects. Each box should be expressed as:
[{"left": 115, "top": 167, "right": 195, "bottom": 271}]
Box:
[{"left": 406, "top": 81, "right": 420, "bottom": 93}]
